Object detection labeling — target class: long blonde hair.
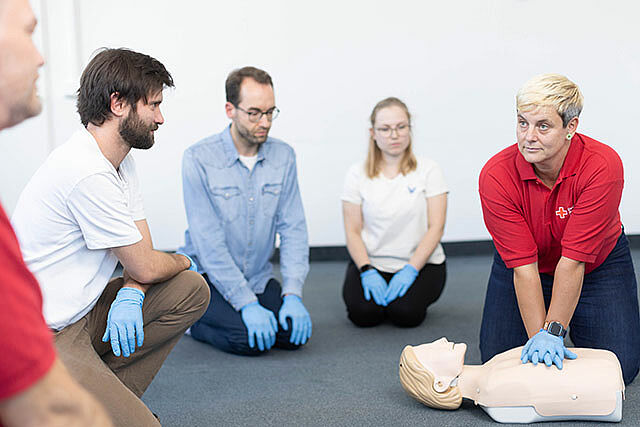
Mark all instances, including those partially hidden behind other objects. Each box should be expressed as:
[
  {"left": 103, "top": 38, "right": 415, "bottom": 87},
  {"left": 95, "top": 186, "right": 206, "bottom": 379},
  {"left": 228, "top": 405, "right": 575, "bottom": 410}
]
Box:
[{"left": 365, "top": 97, "right": 417, "bottom": 179}]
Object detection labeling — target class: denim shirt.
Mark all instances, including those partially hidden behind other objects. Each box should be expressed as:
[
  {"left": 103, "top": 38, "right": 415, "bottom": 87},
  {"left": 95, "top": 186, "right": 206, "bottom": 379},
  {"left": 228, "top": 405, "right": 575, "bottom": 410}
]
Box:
[{"left": 180, "top": 126, "right": 309, "bottom": 310}]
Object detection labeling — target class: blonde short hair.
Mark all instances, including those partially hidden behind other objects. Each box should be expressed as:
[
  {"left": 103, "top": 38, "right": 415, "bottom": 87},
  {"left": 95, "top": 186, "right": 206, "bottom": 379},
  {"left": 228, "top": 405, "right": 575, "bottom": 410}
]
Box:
[
  {"left": 398, "top": 345, "right": 462, "bottom": 410},
  {"left": 516, "top": 73, "right": 584, "bottom": 127}
]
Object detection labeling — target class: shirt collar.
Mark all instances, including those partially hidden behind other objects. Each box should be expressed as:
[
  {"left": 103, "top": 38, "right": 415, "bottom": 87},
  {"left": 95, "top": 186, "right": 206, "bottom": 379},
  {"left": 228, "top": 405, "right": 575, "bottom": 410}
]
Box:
[
  {"left": 515, "top": 133, "right": 584, "bottom": 182},
  {"left": 221, "top": 124, "right": 267, "bottom": 167}
]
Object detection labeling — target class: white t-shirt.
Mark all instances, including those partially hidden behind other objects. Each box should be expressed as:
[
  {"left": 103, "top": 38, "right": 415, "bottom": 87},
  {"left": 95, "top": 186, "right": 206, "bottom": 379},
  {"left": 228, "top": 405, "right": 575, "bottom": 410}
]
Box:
[
  {"left": 239, "top": 154, "right": 258, "bottom": 172},
  {"left": 341, "top": 157, "right": 448, "bottom": 272},
  {"left": 12, "top": 129, "right": 145, "bottom": 330}
]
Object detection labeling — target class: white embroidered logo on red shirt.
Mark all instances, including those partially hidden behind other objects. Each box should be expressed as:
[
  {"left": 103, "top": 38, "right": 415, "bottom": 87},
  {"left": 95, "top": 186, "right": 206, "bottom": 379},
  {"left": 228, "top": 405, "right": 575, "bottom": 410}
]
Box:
[{"left": 556, "top": 206, "right": 573, "bottom": 219}]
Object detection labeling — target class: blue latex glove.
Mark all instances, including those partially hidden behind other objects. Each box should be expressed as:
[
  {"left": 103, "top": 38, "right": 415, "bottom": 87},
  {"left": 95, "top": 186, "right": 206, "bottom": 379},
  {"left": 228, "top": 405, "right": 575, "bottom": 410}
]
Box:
[
  {"left": 176, "top": 251, "right": 198, "bottom": 272},
  {"left": 520, "top": 329, "right": 577, "bottom": 369},
  {"left": 278, "top": 295, "right": 312, "bottom": 345},
  {"left": 102, "top": 287, "right": 145, "bottom": 357},
  {"left": 360, "top": 269, "right": 388, "bottom": 306},
  {"left": 383, "top": 264, "right": 419, "bottom": 305},
  {"left": 241, "top": 302, "right": 277, "bottom": 351}
]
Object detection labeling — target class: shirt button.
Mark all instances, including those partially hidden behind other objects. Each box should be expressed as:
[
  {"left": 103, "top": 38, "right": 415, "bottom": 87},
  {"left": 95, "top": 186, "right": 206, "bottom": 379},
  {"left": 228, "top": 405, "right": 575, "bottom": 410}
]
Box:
[
  {"left": 249, "top": 220, "right": 254, "bottom": 225},
  {"left": 225, "top": 192, "right": 230, "bottom": 197},
  {"left": 249, "top": 197, "right": 254, "bottom": 202},
  {"left": 248, "top": 242, "right": 253, "bottom": 246}
]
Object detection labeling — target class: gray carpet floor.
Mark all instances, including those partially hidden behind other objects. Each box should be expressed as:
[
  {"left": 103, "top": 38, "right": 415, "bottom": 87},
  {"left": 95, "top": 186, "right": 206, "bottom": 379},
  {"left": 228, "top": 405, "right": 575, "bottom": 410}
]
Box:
[{"left": 142, "top": 252, "right": 640, "bottom": 426}]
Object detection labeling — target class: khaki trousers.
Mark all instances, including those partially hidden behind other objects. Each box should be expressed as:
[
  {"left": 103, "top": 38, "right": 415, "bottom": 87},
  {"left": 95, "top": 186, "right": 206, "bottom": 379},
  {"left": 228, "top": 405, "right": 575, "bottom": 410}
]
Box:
[{"left": 54, "top": 270, "right": 210, "bottom": 427}]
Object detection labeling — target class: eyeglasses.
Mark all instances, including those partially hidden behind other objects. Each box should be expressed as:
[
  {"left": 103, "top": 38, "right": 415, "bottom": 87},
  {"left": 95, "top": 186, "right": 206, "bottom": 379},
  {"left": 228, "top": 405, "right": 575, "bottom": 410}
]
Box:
[
  {"left": 374, "top": 123, "right": 411, "bottom": 138},
  {"left": 235, "top": 106, "right": 280, "bottom": 123}
]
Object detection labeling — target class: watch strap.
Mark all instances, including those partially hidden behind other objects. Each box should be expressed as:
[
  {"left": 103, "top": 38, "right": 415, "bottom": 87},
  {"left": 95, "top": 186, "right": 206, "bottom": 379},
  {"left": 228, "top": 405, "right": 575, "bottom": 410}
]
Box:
[
  {"left": 544, "top": 321, "right": 567, "bottom": 338},
  {"left": 359, "top": 264, "right": 374, "bottom": 273}
]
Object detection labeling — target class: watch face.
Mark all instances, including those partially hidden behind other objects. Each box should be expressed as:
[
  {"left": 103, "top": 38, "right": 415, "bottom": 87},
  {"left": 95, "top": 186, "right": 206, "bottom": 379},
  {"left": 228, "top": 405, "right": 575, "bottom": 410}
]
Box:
[{"left": 548, "top": 322, "right": 565, "bottom": 336}]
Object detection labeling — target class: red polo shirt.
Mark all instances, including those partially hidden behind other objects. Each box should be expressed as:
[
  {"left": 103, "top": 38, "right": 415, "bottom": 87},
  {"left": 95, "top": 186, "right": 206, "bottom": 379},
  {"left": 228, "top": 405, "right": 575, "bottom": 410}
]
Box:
[
  {"left": 0, "top": 203, "right": 55, "bottom": 402},
  {"left": 479, "top": 133, "right": 623, "bottom": 274}
]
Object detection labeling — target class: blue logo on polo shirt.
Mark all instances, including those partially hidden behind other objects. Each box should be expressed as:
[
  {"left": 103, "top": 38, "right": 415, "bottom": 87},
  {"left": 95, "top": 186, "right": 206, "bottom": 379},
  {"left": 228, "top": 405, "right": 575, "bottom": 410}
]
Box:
[{"left": 408, "top": 186, "right": 416, "bottom": 193}]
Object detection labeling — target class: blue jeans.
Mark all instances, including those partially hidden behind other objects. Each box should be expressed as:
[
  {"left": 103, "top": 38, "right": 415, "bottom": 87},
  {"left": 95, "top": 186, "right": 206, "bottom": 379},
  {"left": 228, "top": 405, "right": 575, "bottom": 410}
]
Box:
[
  {"left": 190, "top": 276, "right": 301, "bottom": 356},
  {"left": 479, "top": 232, "right": 640, "bottom": 385}
]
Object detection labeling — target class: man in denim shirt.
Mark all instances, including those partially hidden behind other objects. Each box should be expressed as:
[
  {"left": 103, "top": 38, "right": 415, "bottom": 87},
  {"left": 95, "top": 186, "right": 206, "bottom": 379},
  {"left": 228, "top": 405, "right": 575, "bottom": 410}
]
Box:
[{"left": 180, "top": 66, "right": 312, "bottom": 355}]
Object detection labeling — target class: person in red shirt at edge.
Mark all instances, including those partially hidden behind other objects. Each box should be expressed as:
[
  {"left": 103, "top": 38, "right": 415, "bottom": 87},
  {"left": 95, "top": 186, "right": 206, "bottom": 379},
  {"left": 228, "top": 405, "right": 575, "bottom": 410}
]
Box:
[
  {"left": 0, "top": 0, "right": 112, "bottom": 425},
  {"left": 478, "top": 73, "right": 640, "bottom": 385}
]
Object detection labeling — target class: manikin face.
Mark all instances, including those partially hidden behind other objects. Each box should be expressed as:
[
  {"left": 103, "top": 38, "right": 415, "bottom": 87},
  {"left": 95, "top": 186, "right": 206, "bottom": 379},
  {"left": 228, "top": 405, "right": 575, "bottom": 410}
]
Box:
[
  {"left": 516, "top": 105, "right": 577, "bottom": 170},
  {"left": 228, "top": 78, "right": 275, "bottom": 146},
  {"left": 0, "top": 0, "right": 45, "bottom": 129},
  {"left": 118, "top": 91, "right": 164, "bottom": 150},
  {"left": 413, "top": 337, "right": 466, "bottom": 392},
  {"left": 371, "top": 105, "right": 411, "bottom": 158}
]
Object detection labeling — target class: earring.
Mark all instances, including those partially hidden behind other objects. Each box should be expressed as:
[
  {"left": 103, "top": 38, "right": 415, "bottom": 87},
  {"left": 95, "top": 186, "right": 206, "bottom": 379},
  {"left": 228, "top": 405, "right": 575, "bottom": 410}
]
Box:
[{"left": 566, "top": 133, "right": 573, "bottom": 140}]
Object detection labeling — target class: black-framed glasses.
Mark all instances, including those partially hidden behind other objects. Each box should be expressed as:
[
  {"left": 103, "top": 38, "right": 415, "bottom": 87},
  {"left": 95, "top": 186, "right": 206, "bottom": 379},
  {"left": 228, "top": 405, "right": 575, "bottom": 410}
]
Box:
[
  {"left": 235, "top": 106, "right": 280, "bottom": 123},
  {"left": 374, "top": 123, "right": 411, "bottom": 138}
]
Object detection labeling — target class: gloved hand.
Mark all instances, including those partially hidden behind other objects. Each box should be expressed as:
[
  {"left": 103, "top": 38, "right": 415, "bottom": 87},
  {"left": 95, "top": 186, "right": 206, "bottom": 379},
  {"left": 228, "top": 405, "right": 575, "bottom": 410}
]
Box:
[
  {"left": 520, "top": 329, "right": 577, "bottom": 369},
  {"left": 383, "top": 264, "right": 419, "bottom": 305},
  {"left": 241, "top": 302, "right": 277, "bottom": 351},
  {"left": 360, "top": 269, "right": 388, "bottom": 306},
  {"left": 177, "top": 251, "right": 198, "bottom": 272},
  {"left": 102, "top": 287, "right": 145, "bottom": 357},
  {"left": 278, "top": 295, "right": 312, "bottom": 345}
]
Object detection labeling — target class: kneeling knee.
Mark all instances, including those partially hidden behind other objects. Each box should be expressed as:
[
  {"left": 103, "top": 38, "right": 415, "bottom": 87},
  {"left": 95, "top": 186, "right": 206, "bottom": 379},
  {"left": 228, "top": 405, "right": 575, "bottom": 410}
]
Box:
[
  {"left": 228, "top": 340, "right": 271, "bottom": 356},
  {"left": 183, "top": 271, "right": 211, "bottom": 314},
  {"left": 621, "top": 359, "right": 640, "bottom": 385},
  {"left": 347, "top": 308, "right": 384, "bottom": 327},
  {"left": 388, "top": 310, "right": 426, "bottom": 328}
]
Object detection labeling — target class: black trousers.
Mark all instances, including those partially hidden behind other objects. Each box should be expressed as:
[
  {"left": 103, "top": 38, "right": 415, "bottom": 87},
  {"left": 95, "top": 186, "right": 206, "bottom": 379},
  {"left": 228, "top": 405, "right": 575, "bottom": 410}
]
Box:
[{"left": 342, "top": 260, "right": 446, "bottom": 327}]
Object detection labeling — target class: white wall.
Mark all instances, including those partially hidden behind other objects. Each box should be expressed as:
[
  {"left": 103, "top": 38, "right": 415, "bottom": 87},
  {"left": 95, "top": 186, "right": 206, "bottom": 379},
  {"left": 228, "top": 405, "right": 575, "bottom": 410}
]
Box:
[{"left": 2, "top": 0, "right": 639, "bottom": 250}]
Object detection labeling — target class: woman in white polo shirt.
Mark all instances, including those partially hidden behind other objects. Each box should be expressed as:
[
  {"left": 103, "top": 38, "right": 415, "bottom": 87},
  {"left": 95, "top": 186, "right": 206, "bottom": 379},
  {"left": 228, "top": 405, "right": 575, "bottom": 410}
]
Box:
[{"left": 341, "top": 97, "right": 448, "bottom": 327}]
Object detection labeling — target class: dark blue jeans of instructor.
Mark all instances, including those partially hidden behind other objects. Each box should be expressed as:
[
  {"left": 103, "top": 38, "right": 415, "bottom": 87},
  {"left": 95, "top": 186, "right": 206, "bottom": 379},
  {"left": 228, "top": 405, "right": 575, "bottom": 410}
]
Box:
[{"left": 480, "top": 232, "right": 640, "bottom": 385}]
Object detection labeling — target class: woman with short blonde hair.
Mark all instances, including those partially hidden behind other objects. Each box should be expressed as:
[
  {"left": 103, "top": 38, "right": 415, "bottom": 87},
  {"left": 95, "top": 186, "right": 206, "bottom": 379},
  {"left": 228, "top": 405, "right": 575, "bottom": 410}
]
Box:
[{"left": 478, "top": 73, "right": 640, "bottom": 385}]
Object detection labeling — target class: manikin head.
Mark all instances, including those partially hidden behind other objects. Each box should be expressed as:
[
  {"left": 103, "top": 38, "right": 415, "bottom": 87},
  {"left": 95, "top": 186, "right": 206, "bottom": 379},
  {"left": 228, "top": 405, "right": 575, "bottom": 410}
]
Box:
[{"left": 399, "top": 337, "right": 466, "bottom": 410}]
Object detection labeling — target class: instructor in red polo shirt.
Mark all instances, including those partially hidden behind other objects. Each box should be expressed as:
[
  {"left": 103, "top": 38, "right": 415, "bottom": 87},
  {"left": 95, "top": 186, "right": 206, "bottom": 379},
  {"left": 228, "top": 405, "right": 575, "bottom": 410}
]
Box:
[{"left": 478, "top": 73, "right": 640, "bottom": 385}]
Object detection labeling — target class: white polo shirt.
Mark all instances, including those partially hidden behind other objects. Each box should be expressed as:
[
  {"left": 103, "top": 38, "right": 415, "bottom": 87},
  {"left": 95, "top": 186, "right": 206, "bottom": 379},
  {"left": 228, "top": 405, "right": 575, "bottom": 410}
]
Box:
[
  {"left": 12, "top": 129, "right": 145, "bottom": 330},
  {"left": 341, "top": 157, "right": 448, "bottom": 272}
]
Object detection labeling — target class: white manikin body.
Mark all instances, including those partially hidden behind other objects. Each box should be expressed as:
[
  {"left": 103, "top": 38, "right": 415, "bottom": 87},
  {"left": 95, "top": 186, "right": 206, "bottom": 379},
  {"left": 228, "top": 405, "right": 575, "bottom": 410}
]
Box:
[{"left": 405, "top": 338, "right": 625, "bottom": 423}]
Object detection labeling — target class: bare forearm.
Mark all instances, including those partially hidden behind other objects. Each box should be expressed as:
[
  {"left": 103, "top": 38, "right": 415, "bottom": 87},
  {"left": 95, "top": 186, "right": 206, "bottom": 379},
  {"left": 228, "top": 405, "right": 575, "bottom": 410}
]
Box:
[
  {"left": 408, "top": 226, "right": 444, "bottom": 270},
  {"left": 135, "top": 251, "right": 190, "bottom": 284},
  {"left": 513, "top": 263, "right": 546, "bottom": 338},
  {"left": 122, "top": 270, "right": 150, "bottom": 293},
  {"left": 114, "top": 219, "right": 191, "bottom": 284},
  {"left": 546, "top": 256, "right": 585, "bottom": 328},
  {"left": 0, "top": 358, "right": 113, "bottom": 427},
  {"left": 345, "top": 232, "right": 370, "bottom": 269}
]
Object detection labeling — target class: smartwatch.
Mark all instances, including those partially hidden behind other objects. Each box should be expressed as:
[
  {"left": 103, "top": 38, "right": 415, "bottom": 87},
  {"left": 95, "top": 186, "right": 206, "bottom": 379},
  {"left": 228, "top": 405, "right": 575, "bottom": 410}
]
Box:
[
  {"left": 544, "top": 321, "right": 567, "bottom": 338},
  {"left": 359, "top": 264, "right": 374, "bottom": 273}
]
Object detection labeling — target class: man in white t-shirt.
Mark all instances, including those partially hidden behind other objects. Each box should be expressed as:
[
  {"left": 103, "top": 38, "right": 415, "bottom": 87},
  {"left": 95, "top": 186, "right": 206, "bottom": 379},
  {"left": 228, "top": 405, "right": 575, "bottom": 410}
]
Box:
[{"left": 12, "top": 48, "right": 210, "bottom": 427}]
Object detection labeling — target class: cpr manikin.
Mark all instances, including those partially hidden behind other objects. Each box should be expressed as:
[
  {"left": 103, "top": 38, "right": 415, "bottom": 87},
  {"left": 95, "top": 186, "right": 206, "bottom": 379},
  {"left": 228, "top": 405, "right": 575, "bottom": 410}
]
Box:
[{"left": 398, "top": 338, "right": 624, "bottom": 423}]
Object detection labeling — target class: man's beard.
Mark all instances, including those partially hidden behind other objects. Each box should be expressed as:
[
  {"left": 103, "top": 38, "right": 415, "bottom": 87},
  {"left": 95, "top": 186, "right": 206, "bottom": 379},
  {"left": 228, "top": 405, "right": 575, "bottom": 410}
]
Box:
[
  {"left": 119, "top": 110, "right": 157, "bottom": 150},
  {"left": 235, "top": 120, "right": 269, "bottom": 146}
]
